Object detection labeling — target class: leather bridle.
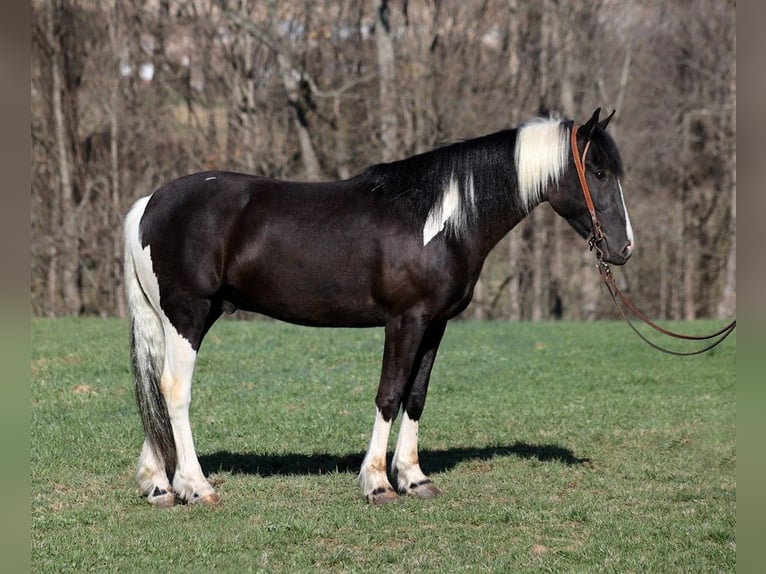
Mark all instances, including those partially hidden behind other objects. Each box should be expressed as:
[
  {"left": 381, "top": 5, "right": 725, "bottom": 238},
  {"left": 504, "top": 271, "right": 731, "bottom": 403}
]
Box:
[
  {"left": 570, "top": 124, "right": 736, "bottom": 355},
  {"left": 571, "top": 124, "right": 604, "bottom": 253}
]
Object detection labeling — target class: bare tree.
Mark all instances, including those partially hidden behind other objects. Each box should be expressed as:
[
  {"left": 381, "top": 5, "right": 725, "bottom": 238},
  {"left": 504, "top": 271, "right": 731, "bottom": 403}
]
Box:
[
  {"left": 30, "top": 0, "right": 735, "bottom": 321},
  {"left": 40, "top": 0, "right": 85, "bottom": 315},
  {"left": 371, "top": 0, "right": 399, "bottom": 162},
  {"left": 106, "top": 2, "right": 125, "bottom": 317}
]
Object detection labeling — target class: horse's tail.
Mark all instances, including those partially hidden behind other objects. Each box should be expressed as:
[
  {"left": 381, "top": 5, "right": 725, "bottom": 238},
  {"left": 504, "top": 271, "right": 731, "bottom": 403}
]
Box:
[{"left": 124, "top": 196, "right": 176, "bottom": 477}]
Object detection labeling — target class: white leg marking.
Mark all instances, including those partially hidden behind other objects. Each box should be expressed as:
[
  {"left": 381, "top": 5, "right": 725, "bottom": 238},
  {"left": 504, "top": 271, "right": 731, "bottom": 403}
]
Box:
[
  {"left": 136, "top": 438, "right": 172, "bottom": 494},
  {"left": 161, "top": 321, "right": 218, "bottom": 504},
  {"left": 358, "top": 408, "right": 397, "bottom": 502},
  {"left": 136, "top": 439, "right": 176, "bottom": 507},
  {"left": 392, "top": 412, "right": 428, "bottom": 492}
]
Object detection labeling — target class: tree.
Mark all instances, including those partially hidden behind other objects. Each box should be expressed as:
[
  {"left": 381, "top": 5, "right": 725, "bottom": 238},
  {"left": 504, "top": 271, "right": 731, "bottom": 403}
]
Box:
[
  {"left": 371, "top": 0, "right": 399, "bottom": 162},
  {"left": 30, "top": 0, "right": 735, "bottom": 321},
  {"left": 35, "top": 0, "right": 86, "bottom": 315}
]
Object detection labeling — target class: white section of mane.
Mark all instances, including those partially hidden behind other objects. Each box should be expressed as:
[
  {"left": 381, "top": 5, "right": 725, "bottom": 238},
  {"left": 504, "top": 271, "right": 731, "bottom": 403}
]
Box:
[{"left": 514, "top": 117, "right": 568, "bottom": 212}]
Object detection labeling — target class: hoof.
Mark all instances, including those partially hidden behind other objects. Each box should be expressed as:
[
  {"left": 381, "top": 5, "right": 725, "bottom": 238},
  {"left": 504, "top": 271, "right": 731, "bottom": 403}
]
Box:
[
  {"left": 146, "top": 487, "right": 176, "bottom": 509},
  {"left": 367, "top": 487, "right": 401, "bottom": 506},
  {"left": 406, "top": 479, "right": 441, "bottom": 500},
  {"left": 190, "top": 492, "right": 221, "bottom": 507}
]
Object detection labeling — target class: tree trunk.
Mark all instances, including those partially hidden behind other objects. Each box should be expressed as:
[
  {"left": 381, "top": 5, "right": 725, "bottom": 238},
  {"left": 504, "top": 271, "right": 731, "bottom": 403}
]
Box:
[
  {"left": 507, "top": 232, "right": 522, "bottom": 321},
  {"left": 680, "top": 112, "right": 696, "bottom": 321},
  {"left": 277, "top": 51, "right": 322, "bottom": 180},
  {"left": 659, "top": 236, "right": 668, "bottom": 318},
  {"left": 108, "top": 3, "right": 125, "bottom": 318},
  {"left": 717, "top": 209, "right": 735, "bottom": 319},
  {"left": 683, "top": 232, "right": 697, "bottom": 320},
  {"left": 372, "top": 0, "right": 398, "bottom": 161},
  {"left": 333, "top": 97, "right": 351, "bottom": 180},
  {"left": 242, "top": 21, "right": 256, "bottom": 173},
  {"left": 580, "top": 250, "right": 598, "bottom": 321},
  {"left": 717, "top": 151, "right": 736, "bottom": 319},
  {"left": 717, "top": 70, "right": 736, "bottom": 319},
  {"left": 531, "top": 212, "right": 546, "bottom": 322},
  {"left": 48, "top": 0, "right": 81, "bottom": 315},
  {"left": 46, "top": 245, "right": 58, "bottom": 318}
]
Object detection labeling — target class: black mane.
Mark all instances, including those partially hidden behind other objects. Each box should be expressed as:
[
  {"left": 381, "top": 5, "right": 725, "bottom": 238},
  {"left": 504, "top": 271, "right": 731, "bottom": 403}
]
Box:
[{"left": 360, "top": 129, "right": 521, "bottom": 224}]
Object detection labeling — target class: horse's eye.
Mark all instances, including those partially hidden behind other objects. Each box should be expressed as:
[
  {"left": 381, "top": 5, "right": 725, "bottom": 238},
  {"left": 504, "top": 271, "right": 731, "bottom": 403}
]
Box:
[{"left": 594, "top": 170, "right": 606, "bottom": 181}]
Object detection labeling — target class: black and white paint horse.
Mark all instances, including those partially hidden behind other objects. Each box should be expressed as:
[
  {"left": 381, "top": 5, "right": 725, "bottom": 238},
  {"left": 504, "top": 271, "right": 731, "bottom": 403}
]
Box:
[{"left": 124, "top": 108, "right": 633, "bottom": 507}]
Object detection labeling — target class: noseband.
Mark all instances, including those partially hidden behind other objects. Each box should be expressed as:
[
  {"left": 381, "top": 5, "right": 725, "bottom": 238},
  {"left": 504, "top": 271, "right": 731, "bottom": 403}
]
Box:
[{"left": 570, "top": 124, "right": 736, "bottom": 356}]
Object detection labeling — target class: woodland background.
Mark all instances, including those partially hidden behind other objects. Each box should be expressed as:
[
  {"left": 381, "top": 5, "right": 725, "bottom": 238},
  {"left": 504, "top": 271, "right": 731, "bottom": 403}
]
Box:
[{"left": 30, "top": 0, "right": 736, "bottom": 321}]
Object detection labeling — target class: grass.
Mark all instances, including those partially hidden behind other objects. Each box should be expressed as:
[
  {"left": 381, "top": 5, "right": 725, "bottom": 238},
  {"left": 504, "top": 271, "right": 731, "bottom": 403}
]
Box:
[{"left": 31, "top": 317, "right": 735, "bottom": 572}]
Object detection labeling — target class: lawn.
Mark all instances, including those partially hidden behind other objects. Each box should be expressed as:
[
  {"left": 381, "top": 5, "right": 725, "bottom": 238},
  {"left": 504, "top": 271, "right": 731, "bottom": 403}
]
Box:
[{"left": 31, "top": 317, "right": 735, "bottom": 572}]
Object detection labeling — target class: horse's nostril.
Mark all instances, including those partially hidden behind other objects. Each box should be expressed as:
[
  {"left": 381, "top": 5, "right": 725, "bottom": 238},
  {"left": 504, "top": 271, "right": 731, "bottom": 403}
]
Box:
[{"left": 622, "top": 242, "right": 633, "bottom": 257}]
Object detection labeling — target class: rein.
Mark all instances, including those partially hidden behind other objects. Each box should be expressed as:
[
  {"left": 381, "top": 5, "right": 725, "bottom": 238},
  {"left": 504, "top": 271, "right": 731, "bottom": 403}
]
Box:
[{"left": 570, "top": 125, "right": 736, "bottom": 355}]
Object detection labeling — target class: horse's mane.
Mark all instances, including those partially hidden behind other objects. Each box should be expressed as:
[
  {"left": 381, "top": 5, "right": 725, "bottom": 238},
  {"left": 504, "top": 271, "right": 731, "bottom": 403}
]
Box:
[
  {"left": 360, "top": 130, "right": 519, "bottom": 242},
  {"left": 514, "top": 116, "right": 569, "bottom": 212},
  {"left": 358, "top": 115, "right": 622, "bottom": 245}
]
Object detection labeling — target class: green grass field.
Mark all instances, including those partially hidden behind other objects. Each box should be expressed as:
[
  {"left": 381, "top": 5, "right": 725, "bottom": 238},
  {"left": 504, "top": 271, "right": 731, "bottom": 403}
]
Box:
[{"left": 31, "top": 318, "right": 735, "bottom": 572}]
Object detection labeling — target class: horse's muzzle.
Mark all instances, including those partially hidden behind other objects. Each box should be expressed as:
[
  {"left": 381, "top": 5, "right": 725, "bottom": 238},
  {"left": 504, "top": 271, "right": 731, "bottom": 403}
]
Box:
[{"left": 603, "top": 240, "right": 633, "bottom": 265}]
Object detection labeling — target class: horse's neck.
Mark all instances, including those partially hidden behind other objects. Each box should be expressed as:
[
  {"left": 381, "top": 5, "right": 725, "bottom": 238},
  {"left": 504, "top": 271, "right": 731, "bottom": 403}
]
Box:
[{"left": 468, "top": 180, "right": 540, "bottom": 259}]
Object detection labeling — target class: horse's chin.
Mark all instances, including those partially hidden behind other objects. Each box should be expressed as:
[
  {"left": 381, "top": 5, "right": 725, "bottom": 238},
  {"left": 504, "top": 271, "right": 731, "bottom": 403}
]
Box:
[{"left": 602, "top": 250, "right": 632, "bottom": 266}]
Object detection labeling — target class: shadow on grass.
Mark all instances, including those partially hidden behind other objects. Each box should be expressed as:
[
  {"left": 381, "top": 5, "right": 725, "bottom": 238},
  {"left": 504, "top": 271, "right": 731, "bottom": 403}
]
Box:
[{"left": 200, "top": 442, "right": 590, "bottom": 477}]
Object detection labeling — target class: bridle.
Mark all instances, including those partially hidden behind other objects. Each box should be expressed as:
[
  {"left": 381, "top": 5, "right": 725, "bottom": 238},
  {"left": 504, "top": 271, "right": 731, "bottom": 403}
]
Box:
[
  {"left": 570, "top": 124, "right": 736, "bottom": 356},
  {"left": 571, "top": 125, "right": 604, "bottom": 255}
]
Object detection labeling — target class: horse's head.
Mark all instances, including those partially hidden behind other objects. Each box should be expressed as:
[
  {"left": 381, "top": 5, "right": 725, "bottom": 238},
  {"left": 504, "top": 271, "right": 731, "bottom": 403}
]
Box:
[{"left": 549, "top": 109, "right": 634, "bottom": 265}]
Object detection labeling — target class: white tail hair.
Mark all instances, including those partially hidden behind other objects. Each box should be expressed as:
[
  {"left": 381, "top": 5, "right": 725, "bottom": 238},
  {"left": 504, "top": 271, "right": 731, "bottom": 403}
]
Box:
[{"left": 124, "top": 196, "right": 176, "bottom": 477}]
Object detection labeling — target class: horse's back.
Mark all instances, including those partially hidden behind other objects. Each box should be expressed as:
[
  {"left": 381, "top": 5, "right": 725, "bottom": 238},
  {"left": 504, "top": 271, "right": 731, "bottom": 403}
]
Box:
[
  {"left": 142, "top": 171, "right": 265, "bottom": 229},
  {"left": 136, "top": 171, "right": 391, "bottom": 325}
]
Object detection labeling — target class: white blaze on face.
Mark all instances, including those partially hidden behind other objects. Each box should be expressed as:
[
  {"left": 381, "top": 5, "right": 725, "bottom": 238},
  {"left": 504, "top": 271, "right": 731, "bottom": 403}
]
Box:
[{"left": 618, "top": 179, "right": 634, "bottom": 254}]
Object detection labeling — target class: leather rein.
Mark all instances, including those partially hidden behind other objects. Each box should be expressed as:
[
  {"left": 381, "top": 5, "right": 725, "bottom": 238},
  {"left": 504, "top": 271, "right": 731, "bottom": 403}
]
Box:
[{"left": 570, "top": 125, "right": 736, "bottom": 356}]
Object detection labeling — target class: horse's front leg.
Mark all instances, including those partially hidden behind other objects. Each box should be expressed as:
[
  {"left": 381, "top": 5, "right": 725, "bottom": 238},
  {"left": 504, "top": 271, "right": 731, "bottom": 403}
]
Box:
[
  {"left": 392, "top": 321, "right": 445, "bottom": 499},
  {"left": 359, "top": 314, "right": 428, "bottom": 505},
  {"left": 392, "top": 414, "right": 440, "bottom": 498}
]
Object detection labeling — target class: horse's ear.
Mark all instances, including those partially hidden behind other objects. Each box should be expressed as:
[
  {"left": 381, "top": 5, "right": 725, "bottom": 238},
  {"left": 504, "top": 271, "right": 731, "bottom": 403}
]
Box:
[
  {"left": 581, "top": 107, "right": 601, "bottom": 141},
  {"left": 599, "top": 109, "right": 616, "bottom": 131}
]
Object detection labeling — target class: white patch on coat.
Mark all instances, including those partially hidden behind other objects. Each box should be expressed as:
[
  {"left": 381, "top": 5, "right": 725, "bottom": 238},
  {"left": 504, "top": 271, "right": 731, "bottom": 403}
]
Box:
[
  {"left": 514, "top": 117, "right": 569, "bottom": 212},
  {"left": 205, "top": 176, "right": 216, "bottom": 181},
  {"left": 423, "top": 172, "right": 475, "bottom": 246}
]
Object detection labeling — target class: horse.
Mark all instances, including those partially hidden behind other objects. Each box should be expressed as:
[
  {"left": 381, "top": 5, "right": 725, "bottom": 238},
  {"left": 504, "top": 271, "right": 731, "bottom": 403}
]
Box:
[{"left": 124, "top": 108, "right": 633, "bottom": 507}]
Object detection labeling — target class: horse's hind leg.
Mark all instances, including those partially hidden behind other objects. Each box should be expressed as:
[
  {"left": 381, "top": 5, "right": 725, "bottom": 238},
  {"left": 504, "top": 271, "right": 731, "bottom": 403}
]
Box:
[
  {"left": 137, "top": 439, "right": 175, "bottom": 508},
  {"left": 160, "top": 320, "right": 220, "bottom": 506}
]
